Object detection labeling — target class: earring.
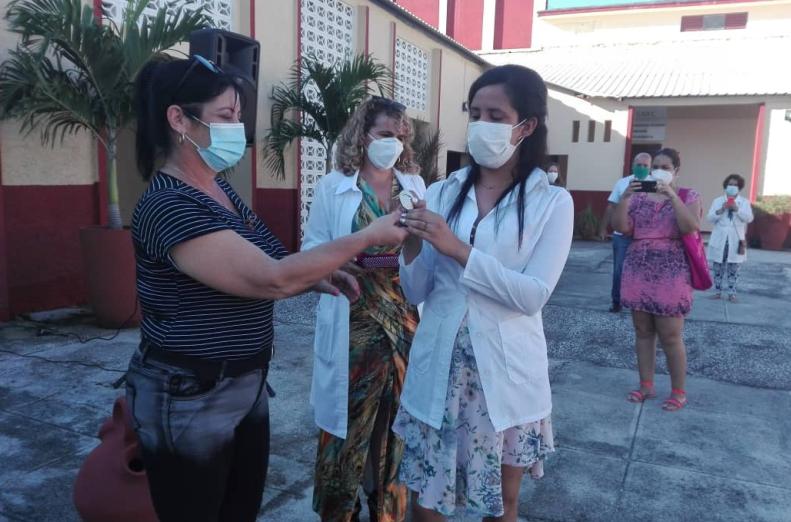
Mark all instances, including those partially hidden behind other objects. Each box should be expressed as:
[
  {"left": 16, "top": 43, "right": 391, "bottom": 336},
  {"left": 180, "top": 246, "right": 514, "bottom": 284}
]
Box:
[{"left": 178, "top": 133, "right": 185, "bottom": 145}]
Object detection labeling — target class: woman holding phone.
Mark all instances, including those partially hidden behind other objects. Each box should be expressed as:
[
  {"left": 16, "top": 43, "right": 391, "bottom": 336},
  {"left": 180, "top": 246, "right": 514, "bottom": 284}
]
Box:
[
  {"left": 302, "top": 96, "right": 426, "bottom": 522},
  {"left": 614, "top": 148, "right": 702, "bottom": 412},
  {"left": 707, "top": 174, "right": 754, "bottom": 302}
]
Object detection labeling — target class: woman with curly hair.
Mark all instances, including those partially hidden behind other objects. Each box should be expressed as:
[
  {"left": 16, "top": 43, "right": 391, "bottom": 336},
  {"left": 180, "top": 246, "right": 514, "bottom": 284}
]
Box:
[{"left": 303, "top": 96, "right": 427, "bottom": 522}]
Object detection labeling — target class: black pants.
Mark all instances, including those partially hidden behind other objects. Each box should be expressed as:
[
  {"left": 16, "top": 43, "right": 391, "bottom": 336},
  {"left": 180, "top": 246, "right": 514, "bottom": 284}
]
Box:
[{"left": 126, "top": 350, "right": 270, "bottom": 522}]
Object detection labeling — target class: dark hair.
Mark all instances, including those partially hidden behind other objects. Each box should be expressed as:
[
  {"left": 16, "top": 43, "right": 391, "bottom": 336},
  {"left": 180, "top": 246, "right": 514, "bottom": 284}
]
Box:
[
  {"left": 134, "top": 56, "right": 244, "bottom": 179},
  {"left": 446, "top": 65, "right": 548, "bottom": 248},
  {"left": 723, "top": 173, "right": 745, "bottom": 190},
  {"left": 654, "top": 147, "right": 681, "bottom": 170}
]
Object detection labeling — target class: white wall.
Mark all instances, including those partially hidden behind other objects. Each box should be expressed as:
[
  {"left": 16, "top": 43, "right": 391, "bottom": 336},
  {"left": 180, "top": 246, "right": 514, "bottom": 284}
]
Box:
[
  {"left": 532, "top": 1, "right": 791, "bottom": 48},
  {"left": 762, "top": 104, "right": 791, "bottom": 196},
  {"left": 661, "top": 104, "right": 757, "bottom": 229},
  {"left": 546, "top": 90, "right": 629, "bottom": 191}
]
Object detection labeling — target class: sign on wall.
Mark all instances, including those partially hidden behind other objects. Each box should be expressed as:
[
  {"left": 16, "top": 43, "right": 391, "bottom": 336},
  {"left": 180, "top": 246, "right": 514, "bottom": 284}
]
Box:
[{"left": 633, "top": 107, "right": 667, "bottom": 142}]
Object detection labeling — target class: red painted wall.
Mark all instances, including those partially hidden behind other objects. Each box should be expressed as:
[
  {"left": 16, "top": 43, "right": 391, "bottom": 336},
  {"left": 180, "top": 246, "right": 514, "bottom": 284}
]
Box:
[
  {"left": 570, "top": 190, "right": 610, "bottom": 221},
  {"left": 494, "top": 0, "right": 534, "bottom": 49},
  {"left": 447, "top": 0, "right": 485, "bottom": 50},
  {"left": 395, "top": 0, "right": 440, "bottom": 28},
  {"left": 4, "top": 185, "right": 98, "bottom": 316},
  {"left": 255, "top": 188, "right": 299, "bottom": 253},
  {"left": 0, "top": 181, "right": 8, "bottom": 321}
]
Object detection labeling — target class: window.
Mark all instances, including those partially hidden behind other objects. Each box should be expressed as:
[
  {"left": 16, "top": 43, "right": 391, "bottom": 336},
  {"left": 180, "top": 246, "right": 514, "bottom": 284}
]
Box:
[
  {"left": 572, "top": 120, "right": 580, "bottom": 143},
  {"left": 587, "top": 120, "right": 596, "bottom": 142},
  {"left": 681, "top": 12, "right": 747, "bottom": 32},
  {"left": 604, "top": 120, "right": 612, "bottom": 142}
]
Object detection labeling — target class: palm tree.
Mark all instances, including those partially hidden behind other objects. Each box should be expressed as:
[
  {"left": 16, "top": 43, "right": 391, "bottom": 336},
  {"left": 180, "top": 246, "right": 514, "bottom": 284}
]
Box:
[
  {"left": 264, "top": 53, "right": 393, "bottom": 179},
  {"left": 0, "top": 0, "right": 209, "bottom": 229},
  {"left": 412, "top": 125, "right": 443, "bottom": 186}
]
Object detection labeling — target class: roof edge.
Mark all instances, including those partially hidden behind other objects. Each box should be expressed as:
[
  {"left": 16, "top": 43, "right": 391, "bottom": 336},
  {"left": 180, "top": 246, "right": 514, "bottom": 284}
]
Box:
[{"left": 368, "top": 0, "right": 489, "bottom": 66}]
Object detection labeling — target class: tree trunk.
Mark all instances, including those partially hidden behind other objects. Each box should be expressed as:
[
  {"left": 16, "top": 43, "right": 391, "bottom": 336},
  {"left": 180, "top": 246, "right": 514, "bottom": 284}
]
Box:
[{"left": 106, "top": 131, "right": 123, "bottom": 230}]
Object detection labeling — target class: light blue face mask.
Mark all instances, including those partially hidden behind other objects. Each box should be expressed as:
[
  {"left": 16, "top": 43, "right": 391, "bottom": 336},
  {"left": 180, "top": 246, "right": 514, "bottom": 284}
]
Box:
[
  {"left": 725, "top": 185, "right": 739, "bottom": 197},
  {"left": 185, "top": 117, "right": 246, "bottom": 172}
]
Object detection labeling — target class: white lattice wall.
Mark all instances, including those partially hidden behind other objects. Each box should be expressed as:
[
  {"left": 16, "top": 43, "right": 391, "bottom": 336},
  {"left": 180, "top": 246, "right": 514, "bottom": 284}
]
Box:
[
  {"left": 101, "top": 0, "right": 232, "bottom": 31},
  {"left": 394, "top": 37, "right": 430, "bottom": 113},
  {"left": 299, "top": 0, "right": 355, "bottom": 233}
]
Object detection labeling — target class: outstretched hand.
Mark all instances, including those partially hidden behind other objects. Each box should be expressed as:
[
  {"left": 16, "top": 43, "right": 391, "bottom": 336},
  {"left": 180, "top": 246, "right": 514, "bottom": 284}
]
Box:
[{"left": 313, "top": 269, "right": 361, "bottom": 302}]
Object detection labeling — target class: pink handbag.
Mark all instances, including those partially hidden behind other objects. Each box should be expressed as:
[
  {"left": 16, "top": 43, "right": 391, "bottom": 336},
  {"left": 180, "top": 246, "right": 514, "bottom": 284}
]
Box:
[{"left": 678, "top": 189, "right": 713, "bottom": 291}]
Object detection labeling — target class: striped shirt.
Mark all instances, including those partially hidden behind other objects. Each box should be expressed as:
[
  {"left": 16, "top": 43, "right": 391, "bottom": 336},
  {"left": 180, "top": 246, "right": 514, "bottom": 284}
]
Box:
[{"left": 131, "top": 172, "right": 289, "bottom": 360}]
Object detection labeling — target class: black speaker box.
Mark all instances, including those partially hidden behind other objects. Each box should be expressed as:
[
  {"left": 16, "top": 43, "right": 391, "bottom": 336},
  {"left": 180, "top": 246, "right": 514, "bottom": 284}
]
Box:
[{"left": 189, "top": 29, "right": 260, "bottom": 146}]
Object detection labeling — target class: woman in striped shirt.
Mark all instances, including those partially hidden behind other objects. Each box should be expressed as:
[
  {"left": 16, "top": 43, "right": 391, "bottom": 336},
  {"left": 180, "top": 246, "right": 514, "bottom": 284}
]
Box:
[{"left": 127, "top": 56, "right": 407, "bottom": 522}]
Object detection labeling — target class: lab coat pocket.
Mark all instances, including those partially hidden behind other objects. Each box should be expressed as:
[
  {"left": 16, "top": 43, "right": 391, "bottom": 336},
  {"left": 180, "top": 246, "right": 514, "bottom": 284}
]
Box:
[
  {"left": 409, "top": 307, "right": 447, "bottom": 374},
  {"left": 314, "top": 303, "right": 337, "bottom": 364},
  {"left": 498, "top": 315, "right": 545, "bottom": 384}
]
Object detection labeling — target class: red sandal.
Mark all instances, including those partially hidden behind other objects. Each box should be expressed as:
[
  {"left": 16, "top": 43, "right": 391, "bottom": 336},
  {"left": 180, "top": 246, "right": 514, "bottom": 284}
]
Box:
[
  {"left": 662, "top": 389, "right": 687, "bottom": 412},
  {"left": 627, "top": 381, "right": 656, "bottom": 403}
]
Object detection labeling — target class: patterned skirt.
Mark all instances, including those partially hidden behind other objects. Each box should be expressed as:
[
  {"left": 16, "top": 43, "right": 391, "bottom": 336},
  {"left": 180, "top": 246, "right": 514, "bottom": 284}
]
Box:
[
  {"left": 392, "top": 319, "right": 554, "bottom": 518},
  {"left": 621, "top": 238, "right": 693, "bottom": 317}
]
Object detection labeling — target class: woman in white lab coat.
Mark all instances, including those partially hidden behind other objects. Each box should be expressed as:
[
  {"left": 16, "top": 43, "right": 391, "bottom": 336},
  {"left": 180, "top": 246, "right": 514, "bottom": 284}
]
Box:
[
  {"left": 303, "top": 96, "right": 426, "bottom": 522},
  {"left": 707, "top": 174, "right": 754, "bottom": 302},
  {"left": 395, "top": 65, "right": 574, "bottom": 522}
]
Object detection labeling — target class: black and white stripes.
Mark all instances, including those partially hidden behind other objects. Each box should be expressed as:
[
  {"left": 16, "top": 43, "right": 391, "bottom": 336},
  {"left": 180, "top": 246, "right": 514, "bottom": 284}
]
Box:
[{"left": 132, "top": 173, "right": 289, "bottom": 360}]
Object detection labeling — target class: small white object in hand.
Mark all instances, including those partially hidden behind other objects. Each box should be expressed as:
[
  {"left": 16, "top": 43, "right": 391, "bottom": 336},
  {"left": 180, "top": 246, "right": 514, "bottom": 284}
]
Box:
[{"left": 399, "top": 190, "right": 417, "bottom": 210}]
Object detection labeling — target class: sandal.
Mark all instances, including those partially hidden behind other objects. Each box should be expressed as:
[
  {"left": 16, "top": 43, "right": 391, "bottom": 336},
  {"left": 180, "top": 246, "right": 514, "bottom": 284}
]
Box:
[
  {"left": 662, "top": 389, "right": 687, "bottom": 412},
  {"left": 627, "top": 381, "right": 656, "bottom": 403}
]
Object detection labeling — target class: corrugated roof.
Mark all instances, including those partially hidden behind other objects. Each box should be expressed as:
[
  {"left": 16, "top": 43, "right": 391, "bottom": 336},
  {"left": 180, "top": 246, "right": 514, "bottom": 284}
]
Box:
[{"left": 480, "top": 34, "right": 791, "bottom": 98}]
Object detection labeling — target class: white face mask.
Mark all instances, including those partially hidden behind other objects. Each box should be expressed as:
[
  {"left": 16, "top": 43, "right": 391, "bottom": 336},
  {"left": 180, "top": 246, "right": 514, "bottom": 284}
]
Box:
[
  {"left": 650, "top": 168, "right": 674, "bottom": 185},
  {"left": 547, "top": 170, "right": 559, "bottom": 184},
  {"left": 366, "top": 135, "right": 403, "bottom": 170},
  {"left": 467, "top": 120, "right": 526, "bottom": 169}
]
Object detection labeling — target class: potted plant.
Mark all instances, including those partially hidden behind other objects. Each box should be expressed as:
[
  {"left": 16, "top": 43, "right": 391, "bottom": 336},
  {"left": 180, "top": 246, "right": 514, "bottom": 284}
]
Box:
[
  {"left": 263, "top": 53, "right": 393, "bottom": 178},
  {"left": 751, "top": 195, "right": 791, "bottom": 251},
  {"left": 575, "top": 204, "right": 600, "bottom": 241},
  {"left": 0, "top": 0, "right": 208, "bottom": 327}
]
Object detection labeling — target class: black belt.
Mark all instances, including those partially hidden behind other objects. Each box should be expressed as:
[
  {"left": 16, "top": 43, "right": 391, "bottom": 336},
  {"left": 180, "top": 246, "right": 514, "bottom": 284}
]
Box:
[{"left": 139, "top": 340, "right": 271, "bottom": 382}]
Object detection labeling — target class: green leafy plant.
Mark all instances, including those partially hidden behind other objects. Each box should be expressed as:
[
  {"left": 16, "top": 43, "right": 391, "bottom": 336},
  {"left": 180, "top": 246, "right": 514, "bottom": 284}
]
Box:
[
  {"left": 412, "top": 124, "right": 442, "bottom": 186},
  {"left": 753, "top": 195, "right": 791, "bottom": 217},
  {"left": 263, "top": 53, "right": 393, "bottom": 179},
  {"left": 0, "top": 0, "right": 208, "bottom": 229},
  {"left": 575, "top": 204, "right": 600, "bottom": 240}
]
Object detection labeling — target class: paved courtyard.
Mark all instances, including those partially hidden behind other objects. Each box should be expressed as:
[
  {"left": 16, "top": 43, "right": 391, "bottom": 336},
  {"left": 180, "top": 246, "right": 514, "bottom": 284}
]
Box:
[{"left": 1, "top": 241, "right": 790, "bottom": 521}]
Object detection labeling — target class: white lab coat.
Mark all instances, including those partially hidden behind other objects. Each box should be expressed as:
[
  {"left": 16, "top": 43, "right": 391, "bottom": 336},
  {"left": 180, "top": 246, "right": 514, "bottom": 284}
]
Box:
[
  {"left": 301, "top": 169, "right": 426, "bottom": 439},
  {"left": 398, "top": 167, "right": 574, "bottom": 432},
  {"left": 707, "top": 195, "right": 754, "bottom": 264}
]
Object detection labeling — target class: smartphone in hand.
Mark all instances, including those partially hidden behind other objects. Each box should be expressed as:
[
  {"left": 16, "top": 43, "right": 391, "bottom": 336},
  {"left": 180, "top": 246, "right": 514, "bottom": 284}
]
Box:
[{"left": 635, "top": 180, "right": 657, "bottom": 193}]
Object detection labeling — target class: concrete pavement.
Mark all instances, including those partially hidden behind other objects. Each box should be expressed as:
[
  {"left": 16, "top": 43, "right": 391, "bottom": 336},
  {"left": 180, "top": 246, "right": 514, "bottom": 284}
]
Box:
[{"left": 0, "top": 241, "right": 789, "bottom": 521}]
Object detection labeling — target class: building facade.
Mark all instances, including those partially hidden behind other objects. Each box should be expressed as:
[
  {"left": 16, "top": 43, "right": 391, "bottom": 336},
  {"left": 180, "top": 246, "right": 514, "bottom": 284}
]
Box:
[
  {"left": 396, "top": 0, "right": 791, "bottom": 221},
  {"left": 0, "top": 0, "right": 486, "bottom": 320}
]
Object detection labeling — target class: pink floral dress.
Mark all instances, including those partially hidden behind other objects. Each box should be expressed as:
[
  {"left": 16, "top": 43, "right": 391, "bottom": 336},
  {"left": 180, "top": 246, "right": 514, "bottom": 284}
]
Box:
[{"left": 620, "top": 189, "right": 700, "bottom": 317}]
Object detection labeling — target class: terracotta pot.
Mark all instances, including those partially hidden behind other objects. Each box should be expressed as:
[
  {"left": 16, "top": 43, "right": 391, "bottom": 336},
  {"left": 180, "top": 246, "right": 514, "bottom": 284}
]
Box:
[
  {"left": 79, "top": 227, "right": 141, "bottom": 328},
  {"left": 73, "top": 397, "right": 156, "bottom": 522},
  {"left": 757, "top": 214, "right": 791, "bottom": 251}
]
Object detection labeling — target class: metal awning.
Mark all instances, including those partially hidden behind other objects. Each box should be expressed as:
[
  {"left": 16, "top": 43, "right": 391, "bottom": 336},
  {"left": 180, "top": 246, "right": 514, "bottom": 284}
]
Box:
[{"left": 480, "top": 34, "right": 791, "bottom": 99}]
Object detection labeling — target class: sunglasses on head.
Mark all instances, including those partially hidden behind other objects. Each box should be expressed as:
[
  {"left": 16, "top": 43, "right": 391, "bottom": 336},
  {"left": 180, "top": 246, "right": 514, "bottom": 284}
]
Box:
[
  {"left": 172, "top": 54, "right": 223, "bottom": 103},
  {"left": 371, "top": 96, "right": 406, "bottom": 112}
]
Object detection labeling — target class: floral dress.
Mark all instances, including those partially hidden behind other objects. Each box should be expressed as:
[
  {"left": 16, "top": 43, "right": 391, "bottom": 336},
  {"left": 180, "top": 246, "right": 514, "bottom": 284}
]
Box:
[
  {"left": 392, "top": 317, "right": 554, "bottom": 518},
  {"left": 620, "top": 189, "right": 701, "bottom": 317}
]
